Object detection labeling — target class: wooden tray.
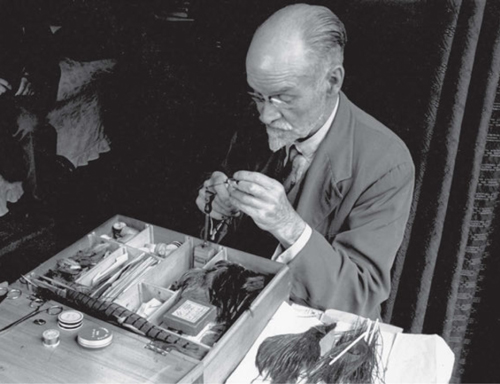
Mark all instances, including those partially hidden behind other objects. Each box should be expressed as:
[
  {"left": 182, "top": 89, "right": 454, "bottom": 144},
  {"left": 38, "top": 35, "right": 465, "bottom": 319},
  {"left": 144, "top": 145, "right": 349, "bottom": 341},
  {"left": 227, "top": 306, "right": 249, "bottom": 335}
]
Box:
[{"left": 26, "top": 214, "right": 291, "bottom": 383}]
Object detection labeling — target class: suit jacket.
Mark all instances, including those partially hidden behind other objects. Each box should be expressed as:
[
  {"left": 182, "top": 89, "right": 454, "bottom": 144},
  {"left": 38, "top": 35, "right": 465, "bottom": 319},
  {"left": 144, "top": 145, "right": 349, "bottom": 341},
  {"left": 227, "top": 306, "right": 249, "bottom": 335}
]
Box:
[{"left": 220, "top": 92, "right": 415, "bottom": 319}]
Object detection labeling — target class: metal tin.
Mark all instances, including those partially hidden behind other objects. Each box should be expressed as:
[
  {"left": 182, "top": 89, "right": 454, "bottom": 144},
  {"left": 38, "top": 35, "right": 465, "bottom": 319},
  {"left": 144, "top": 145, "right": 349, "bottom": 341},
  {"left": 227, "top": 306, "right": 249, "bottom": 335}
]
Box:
[{"left": 42, "top": 329, "right": 60, "bottom": 347}]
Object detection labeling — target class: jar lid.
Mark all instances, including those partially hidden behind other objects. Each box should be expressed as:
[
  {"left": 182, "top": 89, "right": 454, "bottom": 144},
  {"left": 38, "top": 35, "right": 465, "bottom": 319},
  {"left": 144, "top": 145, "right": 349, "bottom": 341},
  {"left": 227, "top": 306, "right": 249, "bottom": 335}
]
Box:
[
  {"left": 77, "top": 326, "right": 113, "bottom": 349},
  {"left": 58, "top": 310, "right": 84, "bottom": 325}
]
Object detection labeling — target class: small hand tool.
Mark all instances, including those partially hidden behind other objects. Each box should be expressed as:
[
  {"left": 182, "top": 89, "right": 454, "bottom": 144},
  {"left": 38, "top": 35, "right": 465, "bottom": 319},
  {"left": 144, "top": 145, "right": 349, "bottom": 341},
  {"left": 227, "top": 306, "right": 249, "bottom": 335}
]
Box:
[
  {"left": 0, "top": 285, "right": 22, "bottom": 305},
  {"left": 0, "top": 304, "right": 63, "bottom": 334}
]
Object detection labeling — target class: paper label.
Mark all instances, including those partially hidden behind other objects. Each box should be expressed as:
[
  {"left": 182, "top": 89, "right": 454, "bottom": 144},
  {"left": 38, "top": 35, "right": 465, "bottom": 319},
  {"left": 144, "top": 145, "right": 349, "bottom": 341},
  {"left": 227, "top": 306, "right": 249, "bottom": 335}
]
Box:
[{"left": 172, "top": 300, "right": 210, "bottom": 323}]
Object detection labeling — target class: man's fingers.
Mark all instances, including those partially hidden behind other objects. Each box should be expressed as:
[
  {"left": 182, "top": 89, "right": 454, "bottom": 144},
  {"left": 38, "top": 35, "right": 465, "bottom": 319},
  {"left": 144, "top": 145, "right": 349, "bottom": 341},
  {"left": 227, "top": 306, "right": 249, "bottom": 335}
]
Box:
[
  {"left": 229, "top": 195, "right": 272, "bottom": 229},
  {"left": 232, "top": 179, "right": 282, "bottom": 200},
  {"left": 213, "top": 194, "right": 235, "bottom": 212},
  {"left": 229, "top": 189, "right": 268, "bottom": 211},
  {"left": 233, "top": 170, "right": 278, "bottom": 188},
  {"left": 198, "top": 173, "right": 239, "bottom": 219},
  {"left": 213, "top": 182, "right": 231, "bottom": 202},
  {"left": 196, "top": 190, "right": 207, "bottom": 212},
  {"left": 197, "top": 194, "right": 233, "bottom": 220},
  {"left": 204, "top": 172, "right": 228, "bottom": 192},
  {"left": 211, "top": 199, "right": 234, "bottom": 218},
  {"left": 209, "top": 171, "right": 229, "bottom": 185}
]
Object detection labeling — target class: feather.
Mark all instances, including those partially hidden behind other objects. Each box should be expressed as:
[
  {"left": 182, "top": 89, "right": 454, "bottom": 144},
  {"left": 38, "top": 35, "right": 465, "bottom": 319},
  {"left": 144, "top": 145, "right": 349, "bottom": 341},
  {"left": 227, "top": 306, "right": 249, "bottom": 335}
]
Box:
[
  {"left": 172, "top": 260, "right": 268, "bottom": 325},
  {"left": 255, "top": 323, "right": 337, "bottom": 383},
  {"left": 307, "top": 321, "right": 381, "bottom": 384},
  {"left": 170, "top": 267, "right": 211, "bottom": 303}
]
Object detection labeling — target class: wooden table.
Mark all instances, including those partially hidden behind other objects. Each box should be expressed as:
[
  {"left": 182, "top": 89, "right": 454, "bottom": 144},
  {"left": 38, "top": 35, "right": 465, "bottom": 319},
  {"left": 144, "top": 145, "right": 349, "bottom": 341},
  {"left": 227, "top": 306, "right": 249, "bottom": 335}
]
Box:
[
  {"left": 0, "top": 213, "right": 455, "bottom": 383},
  {"left": 0, "top": 214, "right": 290, "bottom": 383},
  {"left": 0, "top": 288, "right": 202, "bottom": 383}
]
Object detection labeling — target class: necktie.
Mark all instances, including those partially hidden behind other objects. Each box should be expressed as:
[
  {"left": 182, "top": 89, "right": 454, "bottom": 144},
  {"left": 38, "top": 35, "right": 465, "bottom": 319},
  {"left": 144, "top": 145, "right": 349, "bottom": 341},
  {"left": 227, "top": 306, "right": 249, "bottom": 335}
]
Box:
[{"left": 283, "top": 146, "right": 309, "bottom": 193}]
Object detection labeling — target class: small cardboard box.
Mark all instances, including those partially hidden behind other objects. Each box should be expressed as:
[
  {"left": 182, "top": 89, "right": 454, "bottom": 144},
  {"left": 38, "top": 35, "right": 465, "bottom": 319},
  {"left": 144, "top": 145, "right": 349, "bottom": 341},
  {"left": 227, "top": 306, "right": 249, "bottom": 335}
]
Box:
[{"left": 162, "top": 298, "right": 217, "bottom": 336}]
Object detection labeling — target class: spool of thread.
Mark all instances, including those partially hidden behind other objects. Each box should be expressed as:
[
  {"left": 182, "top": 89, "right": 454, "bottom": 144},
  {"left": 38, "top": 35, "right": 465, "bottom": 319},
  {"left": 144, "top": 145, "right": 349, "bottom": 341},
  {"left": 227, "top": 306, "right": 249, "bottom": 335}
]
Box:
[
  {"left": 58, "top": 310, "right": 84, "bottom": 330},
  {"left": 112, "top": 222, "right": 127, "bottom": 239},
  {"left": 42, "top": 329, "right": 60, "bottom": 347}
]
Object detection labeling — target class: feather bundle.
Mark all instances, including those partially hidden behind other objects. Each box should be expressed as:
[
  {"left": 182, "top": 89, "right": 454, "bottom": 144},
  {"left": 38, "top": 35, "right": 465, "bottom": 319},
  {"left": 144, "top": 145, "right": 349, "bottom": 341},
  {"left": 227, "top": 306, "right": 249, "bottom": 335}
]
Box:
[
  {"left": 255, "top": 323, "right": 337, "bottom": 383},
  {"left": 254, "top": 320, "right": 382, "bottom": 384},
  {"left": 171, "top": 260, "right": 268, "bottom": 325},
  {"left": 170, "top": 267, "right": 211, "bottom": 303},
  {"left": 307, "top": 322, "right": 381, "bottom": 384},
  {"left": 209, "top": 260, "right": 266, "bottom": 323}
]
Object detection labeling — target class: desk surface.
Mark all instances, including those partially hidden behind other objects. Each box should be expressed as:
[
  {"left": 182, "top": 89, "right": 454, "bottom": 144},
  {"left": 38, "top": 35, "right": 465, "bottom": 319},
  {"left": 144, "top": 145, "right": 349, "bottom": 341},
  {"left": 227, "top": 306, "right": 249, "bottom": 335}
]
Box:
[
  {"left": 0, "top": 214, "right": 292, "bottom": 384},
  {"left": 0, "top": 290, "right": 200, "bottom": 383},
  {"left": 0, "top": 286, "right": 455, "bottom": 384}
]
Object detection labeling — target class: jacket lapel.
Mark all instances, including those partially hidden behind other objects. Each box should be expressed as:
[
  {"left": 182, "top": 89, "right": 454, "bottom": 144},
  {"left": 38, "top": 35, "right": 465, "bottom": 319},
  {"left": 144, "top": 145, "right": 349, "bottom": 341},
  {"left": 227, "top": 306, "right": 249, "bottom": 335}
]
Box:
[{"left": 295, "top": 92, "right": 354, "bottom": 229}]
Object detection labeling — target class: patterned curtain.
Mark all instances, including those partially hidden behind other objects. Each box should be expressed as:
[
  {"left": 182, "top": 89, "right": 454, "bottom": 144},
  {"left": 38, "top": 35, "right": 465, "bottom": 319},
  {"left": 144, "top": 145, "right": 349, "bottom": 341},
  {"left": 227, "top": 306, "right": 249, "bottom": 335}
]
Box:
[
  {"left": 457, "top": 84, "right": 500, "bottom": 382},
  {"left": 380, "top": 1, "right": 500, "bottom": 381}
]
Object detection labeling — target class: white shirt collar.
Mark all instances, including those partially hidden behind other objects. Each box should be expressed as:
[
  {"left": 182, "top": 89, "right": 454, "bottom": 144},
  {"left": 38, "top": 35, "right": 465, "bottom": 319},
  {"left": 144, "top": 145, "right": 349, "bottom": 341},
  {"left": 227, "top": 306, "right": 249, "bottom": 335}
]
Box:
[{"left": 289, "top": 96, "right": 340, "bottom": 163}]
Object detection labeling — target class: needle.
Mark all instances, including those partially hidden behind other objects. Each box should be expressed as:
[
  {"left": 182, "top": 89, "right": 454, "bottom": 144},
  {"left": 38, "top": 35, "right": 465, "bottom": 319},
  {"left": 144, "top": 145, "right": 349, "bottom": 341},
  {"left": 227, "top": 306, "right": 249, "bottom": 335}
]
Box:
[{"left": 206, "top": 178, "right": 239, "bottom": 189}]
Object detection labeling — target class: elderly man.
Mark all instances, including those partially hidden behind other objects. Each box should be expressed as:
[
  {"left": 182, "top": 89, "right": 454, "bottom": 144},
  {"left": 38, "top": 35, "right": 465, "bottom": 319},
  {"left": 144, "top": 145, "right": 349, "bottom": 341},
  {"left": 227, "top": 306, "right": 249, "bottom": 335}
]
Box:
[{"left": 196, "top": 3, "right": 414, "bottom": 319}]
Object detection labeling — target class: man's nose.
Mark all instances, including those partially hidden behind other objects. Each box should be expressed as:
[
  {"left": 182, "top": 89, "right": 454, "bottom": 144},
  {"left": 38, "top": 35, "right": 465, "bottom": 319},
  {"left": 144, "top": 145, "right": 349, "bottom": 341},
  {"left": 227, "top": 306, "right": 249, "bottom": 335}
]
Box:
[{"left": 258, "top": 102, "right": 282, "bottom": 125}]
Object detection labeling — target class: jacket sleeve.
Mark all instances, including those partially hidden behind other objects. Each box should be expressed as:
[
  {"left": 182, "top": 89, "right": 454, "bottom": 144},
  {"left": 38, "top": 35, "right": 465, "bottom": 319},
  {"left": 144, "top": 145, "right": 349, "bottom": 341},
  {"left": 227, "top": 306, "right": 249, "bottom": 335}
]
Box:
[{"left": 288, "top": 160, "right": 415, "bottom": 319}]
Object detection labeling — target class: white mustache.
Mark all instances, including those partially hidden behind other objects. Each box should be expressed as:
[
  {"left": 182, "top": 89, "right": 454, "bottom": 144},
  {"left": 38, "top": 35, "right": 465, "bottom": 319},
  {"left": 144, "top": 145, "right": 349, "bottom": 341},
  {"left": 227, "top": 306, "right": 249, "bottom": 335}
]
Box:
[{"left": 267, "top": 121, "right": 293, "bottom": 131}]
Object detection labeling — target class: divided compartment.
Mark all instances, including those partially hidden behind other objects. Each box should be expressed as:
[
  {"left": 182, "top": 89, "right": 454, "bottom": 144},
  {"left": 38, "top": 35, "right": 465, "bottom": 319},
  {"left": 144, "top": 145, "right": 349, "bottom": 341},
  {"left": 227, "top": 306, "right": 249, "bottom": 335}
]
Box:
[
  {"left": 120, "top": 279, "right": 213, "bottom": 359},
  {"left": 125, "top": 221, "right": 189, "bottom": 256},
  {"left": 93, "top": 215, "right": 148, "bottom": 245},
  {"left": 32, "top": 232, "right": 120, "bottom": 282},
  {"left": 202, "top": 247, "right": 228, "bottom": 269},
  {"left": 113, "top": 239, "right": 192, "bottom": 310},
  {"left": 136, "top": 282, "right": 178, "bottom": 319},
  {"left": 114, "top": 238, "right": 227, "bottom": 342},
  {"left": 76, "top": 246, "right": 130, "bottom": 287},
  {"left": 147, "top": 245, "right": 227, "bottom": 328}
]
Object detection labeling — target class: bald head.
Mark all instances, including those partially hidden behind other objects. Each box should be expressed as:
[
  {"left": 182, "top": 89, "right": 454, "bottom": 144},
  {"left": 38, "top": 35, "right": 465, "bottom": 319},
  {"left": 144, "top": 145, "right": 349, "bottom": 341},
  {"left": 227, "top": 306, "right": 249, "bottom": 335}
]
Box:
[
  {"left": 246, "top": 4, "right": 347, "bottom": 77},
  {"left": 245, "top": 4, "right": 346, "bottom": 150}
]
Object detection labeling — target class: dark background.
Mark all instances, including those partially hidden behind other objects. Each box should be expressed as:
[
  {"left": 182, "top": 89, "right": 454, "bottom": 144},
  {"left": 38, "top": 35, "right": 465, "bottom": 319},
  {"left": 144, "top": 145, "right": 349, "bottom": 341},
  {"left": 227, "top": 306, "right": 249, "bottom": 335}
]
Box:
[
  {"left": 1, "top": 1, "right": 498, "bottom": 382},
  {"left": 39, "top": 0, "right": 429, "bottom": 235}
]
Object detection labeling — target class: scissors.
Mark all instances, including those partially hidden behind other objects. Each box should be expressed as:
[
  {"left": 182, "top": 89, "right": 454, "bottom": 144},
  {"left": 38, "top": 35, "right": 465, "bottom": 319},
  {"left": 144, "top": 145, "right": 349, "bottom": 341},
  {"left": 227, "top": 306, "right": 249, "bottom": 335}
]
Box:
[
  {"left": 0, "top": 303, "right": 63, "bottom": 334},
  {"left": 0, "top": 286, "right": 22, "bottom": 305}
]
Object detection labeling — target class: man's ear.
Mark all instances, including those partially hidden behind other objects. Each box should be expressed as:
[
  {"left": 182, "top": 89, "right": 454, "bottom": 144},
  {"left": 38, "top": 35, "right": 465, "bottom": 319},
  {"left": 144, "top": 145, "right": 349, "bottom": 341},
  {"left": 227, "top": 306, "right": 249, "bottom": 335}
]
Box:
[{"left": 326, "top": 65, "right": 345, "bottom": 95}]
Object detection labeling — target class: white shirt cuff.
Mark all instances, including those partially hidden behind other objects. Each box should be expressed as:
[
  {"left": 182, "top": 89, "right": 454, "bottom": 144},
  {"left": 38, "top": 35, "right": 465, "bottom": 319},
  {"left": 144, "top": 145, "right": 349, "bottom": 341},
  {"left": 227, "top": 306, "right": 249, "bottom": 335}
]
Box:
[{"left": 272, "top": 224, "right": 312, "bottom": 264}]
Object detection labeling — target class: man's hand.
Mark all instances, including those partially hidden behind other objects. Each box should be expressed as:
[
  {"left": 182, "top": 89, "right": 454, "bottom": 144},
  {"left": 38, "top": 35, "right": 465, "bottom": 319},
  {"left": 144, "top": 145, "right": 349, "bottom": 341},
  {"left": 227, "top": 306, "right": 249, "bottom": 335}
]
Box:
[
  {"left": 0, "top": 78, "right": 12, "bottom": 95},
  {"left": 15, "top": 77, "right": 35, "bottom": 96},
  {"left": 196, "top": 171, "right": 240, "bottom": 220},
  {"left": 229, "top": 171, "right": 306, "bottom": 248}
]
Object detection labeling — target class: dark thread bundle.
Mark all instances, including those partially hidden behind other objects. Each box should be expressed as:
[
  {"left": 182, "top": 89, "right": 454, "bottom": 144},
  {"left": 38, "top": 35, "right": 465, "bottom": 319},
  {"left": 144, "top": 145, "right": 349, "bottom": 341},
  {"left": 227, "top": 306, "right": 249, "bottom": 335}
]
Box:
[{"left": 255, "top": 323, "right": 337, "bottom": 383}]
